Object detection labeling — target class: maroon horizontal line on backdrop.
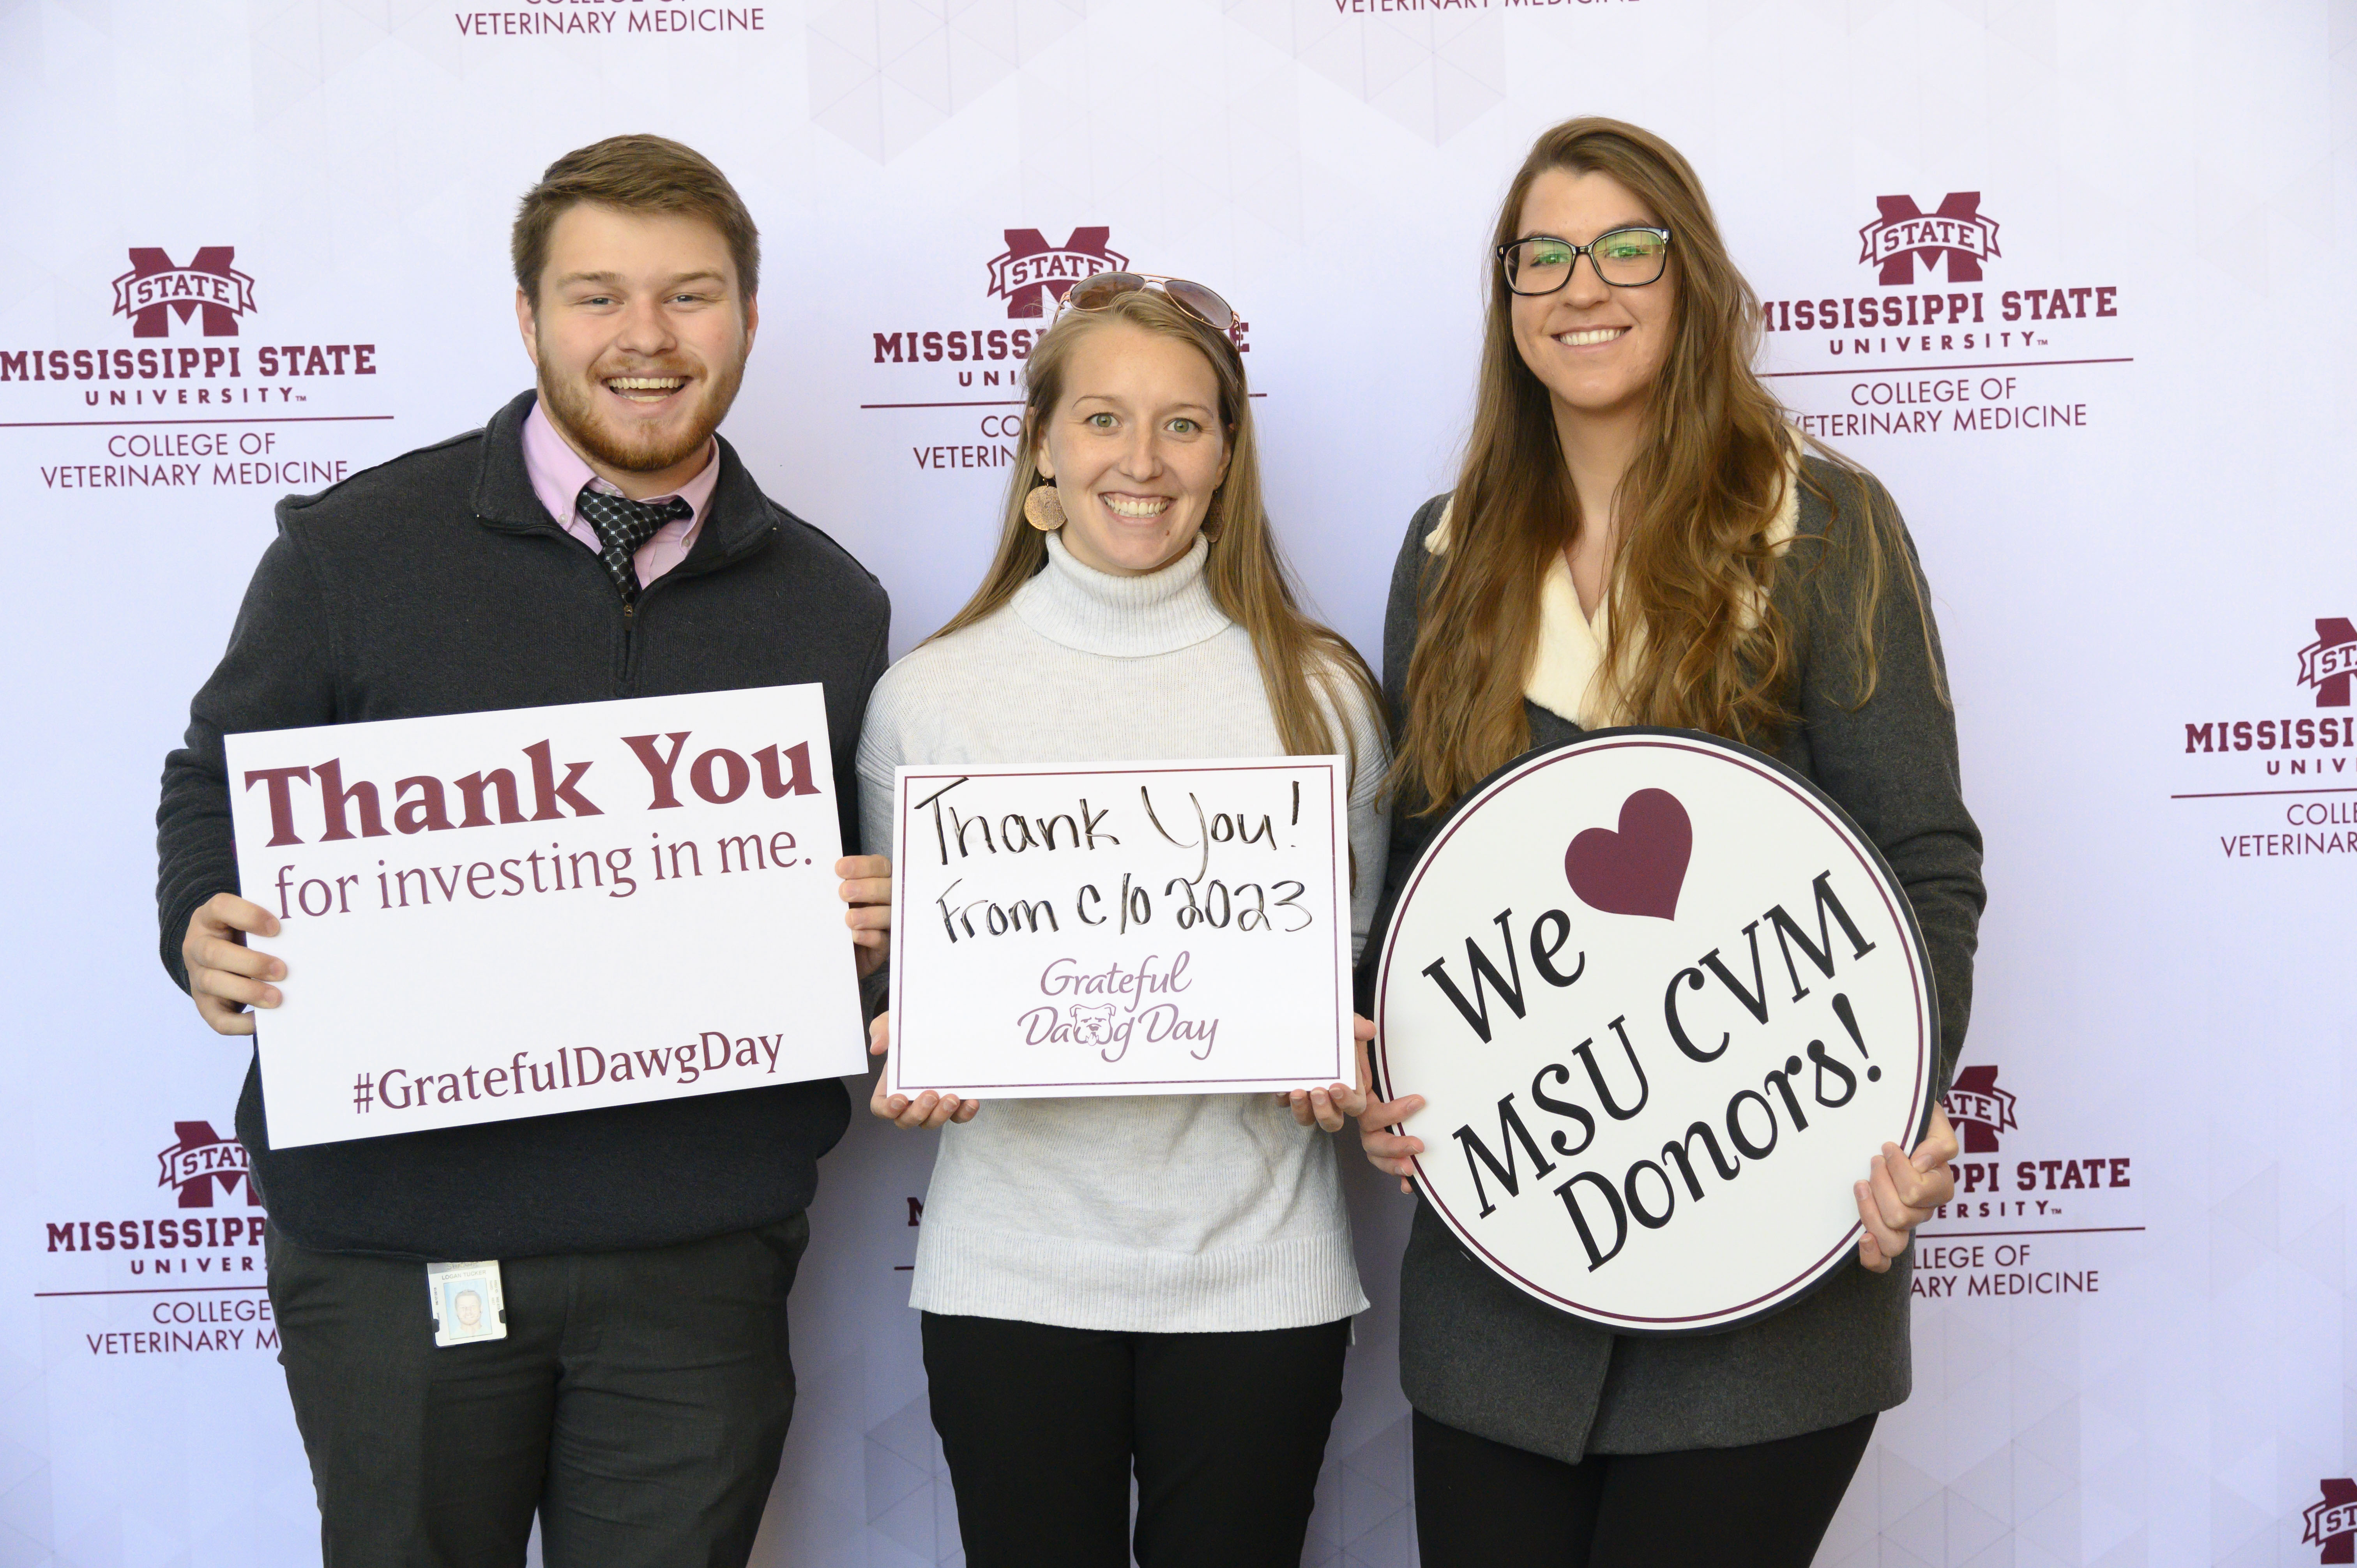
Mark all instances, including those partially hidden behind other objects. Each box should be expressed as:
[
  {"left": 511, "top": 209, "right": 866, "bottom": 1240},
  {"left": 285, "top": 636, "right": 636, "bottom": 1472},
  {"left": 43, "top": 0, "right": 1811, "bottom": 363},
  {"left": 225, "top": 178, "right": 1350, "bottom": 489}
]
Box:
[
  {"left": 0, "top": 415, "right": 397, "bottom": 429},
  {"left": 34, "top": 1286, "right": 271, "bottom": 1298},
  {"left": 2170, "top": 786, "right": 2357, "bottom": 800},
  {"left": 1915, "top": 1226, "right": 2147, "bottom": 1240},
  {"left": 1760, "top": 357, "right": 2134, "bottom": 380},
  {"left": 862, "top": 394, "right": 1270, "bottom": 410}
]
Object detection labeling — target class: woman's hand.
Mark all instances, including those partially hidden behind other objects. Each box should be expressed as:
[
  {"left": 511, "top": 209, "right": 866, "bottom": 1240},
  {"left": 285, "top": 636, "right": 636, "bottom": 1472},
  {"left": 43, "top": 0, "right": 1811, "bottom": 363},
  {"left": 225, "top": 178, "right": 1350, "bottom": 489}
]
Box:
[
  {"left": 1351, "top": 1022, "right": 1427, "bottom": 1195},
  {"left": 837, "top": 855, "right": 892, "bottom": 980},
  {"left": 1276, "top": 1017, "right": 1382, "bottom": 1131},
  {"left": 866, "top": 1010, "right": 978, "bottom": 1130},
  {"left": 1855, "top": 1103, "right": 1959, "bottom": 1271}
]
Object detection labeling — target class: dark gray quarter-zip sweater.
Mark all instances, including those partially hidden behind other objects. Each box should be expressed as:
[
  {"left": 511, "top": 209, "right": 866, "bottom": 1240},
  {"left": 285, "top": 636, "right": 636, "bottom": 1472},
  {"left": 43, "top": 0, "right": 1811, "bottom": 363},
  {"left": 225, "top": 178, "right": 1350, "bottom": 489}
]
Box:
[
  {"left": 155, "top": 391, "right": 889, "bottom": 1261},
  {"left": 1363, "top": 458, "right": 1985, "bottom": 1461}
]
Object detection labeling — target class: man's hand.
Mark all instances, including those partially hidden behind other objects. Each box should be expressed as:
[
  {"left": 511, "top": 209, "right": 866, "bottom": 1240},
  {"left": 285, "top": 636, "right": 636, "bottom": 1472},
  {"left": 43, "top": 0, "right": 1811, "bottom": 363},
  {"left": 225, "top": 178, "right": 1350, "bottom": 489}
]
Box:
[
  {"left": 182, "top": 893, "right": 284, "bottom": 1036},
  {"left": 838, "top": 855, "right": 891, "bottom": 980}
]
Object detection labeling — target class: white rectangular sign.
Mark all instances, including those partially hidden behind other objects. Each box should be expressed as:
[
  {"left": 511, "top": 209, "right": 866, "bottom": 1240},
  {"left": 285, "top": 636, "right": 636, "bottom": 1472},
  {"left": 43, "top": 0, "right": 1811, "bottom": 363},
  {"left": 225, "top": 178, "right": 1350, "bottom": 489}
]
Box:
[
  {"left": 885, "top": 758, "right": 1352, "bottom": 1098},
  {"left": 225, "top": 685, "right": 866, "bottom": 1148}
]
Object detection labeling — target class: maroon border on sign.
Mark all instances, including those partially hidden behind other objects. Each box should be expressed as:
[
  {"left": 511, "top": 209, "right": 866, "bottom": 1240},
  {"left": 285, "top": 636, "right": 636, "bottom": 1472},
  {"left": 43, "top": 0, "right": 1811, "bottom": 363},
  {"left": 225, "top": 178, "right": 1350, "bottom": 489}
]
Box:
[
  {"left": 894, "top": 762, "right": 1349, "bottom": 1092},
  {"left": 1371, "top": 735, "right": 1932, "bottom": 1331}
]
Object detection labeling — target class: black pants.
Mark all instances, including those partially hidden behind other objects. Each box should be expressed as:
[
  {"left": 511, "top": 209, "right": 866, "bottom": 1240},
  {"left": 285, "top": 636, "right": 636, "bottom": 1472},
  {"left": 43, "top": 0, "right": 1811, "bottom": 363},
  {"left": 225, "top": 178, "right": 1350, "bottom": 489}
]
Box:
[
  {"left": 1412, "top": 1407, "right": 1876, "bottom": 1568},
  {"left": 266, "top": 1214, "right": 808, "bottom": 1568},
  {"left": 921, "top": 1310, "right": 1351, "bottom": 1568}
]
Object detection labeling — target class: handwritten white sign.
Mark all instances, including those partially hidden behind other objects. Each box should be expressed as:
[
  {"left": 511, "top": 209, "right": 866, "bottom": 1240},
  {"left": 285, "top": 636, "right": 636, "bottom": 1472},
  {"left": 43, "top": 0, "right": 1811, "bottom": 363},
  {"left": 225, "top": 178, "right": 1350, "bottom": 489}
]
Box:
[
  {"left": 224, "top": 685, "right": 866, "bottom": 1148},
  {"left": 885, "top": 758, "right": 1352, "bottom": 1098}
]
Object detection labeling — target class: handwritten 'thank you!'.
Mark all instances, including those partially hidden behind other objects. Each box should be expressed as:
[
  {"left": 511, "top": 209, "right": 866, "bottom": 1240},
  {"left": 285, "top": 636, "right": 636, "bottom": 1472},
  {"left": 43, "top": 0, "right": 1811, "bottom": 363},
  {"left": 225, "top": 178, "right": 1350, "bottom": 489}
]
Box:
[{"left": 886, "top": 758, "right": 1354, "bottom": 1100}]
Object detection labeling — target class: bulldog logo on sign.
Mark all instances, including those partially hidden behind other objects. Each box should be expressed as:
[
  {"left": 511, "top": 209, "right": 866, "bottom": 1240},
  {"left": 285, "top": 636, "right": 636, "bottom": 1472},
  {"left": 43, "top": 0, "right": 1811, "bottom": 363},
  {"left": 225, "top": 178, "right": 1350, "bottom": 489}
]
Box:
[{"left": 1373, "top": 729, "right": 1938, "bottom": 1334}]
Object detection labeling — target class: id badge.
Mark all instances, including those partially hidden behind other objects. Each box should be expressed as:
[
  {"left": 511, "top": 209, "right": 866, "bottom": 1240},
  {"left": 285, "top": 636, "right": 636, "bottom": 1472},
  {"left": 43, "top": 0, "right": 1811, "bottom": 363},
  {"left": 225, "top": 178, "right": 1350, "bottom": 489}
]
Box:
[{"left": 426, "top": 1260, "right": 507, "bottom": 1347}]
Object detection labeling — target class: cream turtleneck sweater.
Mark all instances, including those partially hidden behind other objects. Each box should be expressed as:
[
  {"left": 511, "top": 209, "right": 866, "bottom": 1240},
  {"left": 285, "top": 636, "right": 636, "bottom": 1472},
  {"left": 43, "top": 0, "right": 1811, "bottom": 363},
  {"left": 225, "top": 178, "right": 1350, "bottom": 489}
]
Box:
[{"left": 856, "top": 531, "right": 1387, "bottom": 1331}]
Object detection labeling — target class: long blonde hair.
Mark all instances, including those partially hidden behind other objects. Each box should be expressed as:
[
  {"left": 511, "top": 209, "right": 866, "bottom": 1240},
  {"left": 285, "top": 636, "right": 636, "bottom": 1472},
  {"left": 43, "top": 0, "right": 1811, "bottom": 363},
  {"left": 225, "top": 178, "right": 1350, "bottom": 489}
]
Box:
[
  {"left": 933, "top": 288, "right": 1381, "bottom": 770},
  {"left": 1394, "top": 117, "right": 1915, "bottom": 813}
]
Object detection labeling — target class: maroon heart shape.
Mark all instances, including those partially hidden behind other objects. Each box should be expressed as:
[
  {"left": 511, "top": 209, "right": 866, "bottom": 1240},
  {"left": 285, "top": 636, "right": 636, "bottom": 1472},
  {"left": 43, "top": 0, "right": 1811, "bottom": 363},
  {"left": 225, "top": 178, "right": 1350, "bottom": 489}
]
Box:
[{"left": 1565, "top": 788, "right": 1693, "bottom": 921}]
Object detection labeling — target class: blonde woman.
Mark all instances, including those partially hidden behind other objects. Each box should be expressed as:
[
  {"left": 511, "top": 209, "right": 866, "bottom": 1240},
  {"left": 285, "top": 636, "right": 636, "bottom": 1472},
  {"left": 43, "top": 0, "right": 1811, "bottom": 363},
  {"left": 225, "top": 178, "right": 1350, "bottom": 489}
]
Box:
[
  {"left": 858, "top": 275, "right": 1390, "bottom": 1568},
  {"left": 1361, "top": 120, "right": 1977, "bottom": 1566}
]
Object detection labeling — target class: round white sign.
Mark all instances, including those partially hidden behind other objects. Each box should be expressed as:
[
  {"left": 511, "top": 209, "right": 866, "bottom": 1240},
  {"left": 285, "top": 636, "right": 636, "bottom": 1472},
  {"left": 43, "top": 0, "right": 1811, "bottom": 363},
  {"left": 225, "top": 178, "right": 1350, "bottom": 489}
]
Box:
[{"left": 1372, "top": 729, "right": 1938, "bottom": 1334}]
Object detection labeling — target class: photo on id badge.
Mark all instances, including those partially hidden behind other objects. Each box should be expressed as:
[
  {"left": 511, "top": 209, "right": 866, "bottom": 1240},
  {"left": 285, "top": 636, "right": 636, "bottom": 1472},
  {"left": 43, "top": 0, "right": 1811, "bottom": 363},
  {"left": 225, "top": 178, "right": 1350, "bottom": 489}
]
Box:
[{"left": 428, "top": 1260, "right": 507, "bottom": 1347}]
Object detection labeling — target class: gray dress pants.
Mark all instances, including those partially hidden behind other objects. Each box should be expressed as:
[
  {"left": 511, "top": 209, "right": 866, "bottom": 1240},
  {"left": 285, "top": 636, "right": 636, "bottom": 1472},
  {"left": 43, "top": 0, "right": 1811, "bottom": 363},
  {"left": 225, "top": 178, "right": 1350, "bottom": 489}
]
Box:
[{"left": 265, "top": 1213, "right": 809, "bottom": 1568}]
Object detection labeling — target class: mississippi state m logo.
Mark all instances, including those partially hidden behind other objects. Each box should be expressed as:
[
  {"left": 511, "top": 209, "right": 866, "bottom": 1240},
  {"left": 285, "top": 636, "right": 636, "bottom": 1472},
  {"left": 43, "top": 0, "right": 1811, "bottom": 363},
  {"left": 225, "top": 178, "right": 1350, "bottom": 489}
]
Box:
[
  {"left": 2306, "top": 1479, "right": 2357, "bottom": 1563},
  {"left": 2298, "top": 618, "right": 2356, "bottom": 707},
  {"left": 157, "top": 1121, "right": 261, "bottom": 1209},
  {"left": 1858, "top": 194, "right": 2001, "bottom": 286},
  {"left": 985, "top": 227, "right": 1127, "bottom": 318},
  {"left": 1942, "top": 1064, "right": 2018, "bottom": 1154},
  {"left": 111, "top": 246, "right": 257, "bottom": 337}
]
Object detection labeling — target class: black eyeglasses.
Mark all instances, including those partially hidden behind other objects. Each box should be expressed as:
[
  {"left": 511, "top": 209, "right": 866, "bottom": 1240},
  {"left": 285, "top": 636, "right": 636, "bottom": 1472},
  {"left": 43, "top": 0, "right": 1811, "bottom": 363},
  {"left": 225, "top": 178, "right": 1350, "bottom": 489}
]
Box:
[
  {"left": 1055, "top": 271, "right": 1239, "bottom": 332},
  {"left": 1497, "top": 228, "right": 1673, "bottom": 294}
]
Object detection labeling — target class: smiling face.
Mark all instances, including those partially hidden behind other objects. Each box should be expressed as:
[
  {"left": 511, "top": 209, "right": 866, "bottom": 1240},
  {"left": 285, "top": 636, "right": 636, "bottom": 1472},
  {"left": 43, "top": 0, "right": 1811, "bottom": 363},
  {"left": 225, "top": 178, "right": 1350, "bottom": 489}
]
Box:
[
  {"left": 1034, "top": 320, "right": 1232, "bottom": 577},
  {"left": 1508, "top": 167, "right": 1677, "bottom": 434},
  {"left": 516, "top": 202, "right": 757, "bottom": 498}
]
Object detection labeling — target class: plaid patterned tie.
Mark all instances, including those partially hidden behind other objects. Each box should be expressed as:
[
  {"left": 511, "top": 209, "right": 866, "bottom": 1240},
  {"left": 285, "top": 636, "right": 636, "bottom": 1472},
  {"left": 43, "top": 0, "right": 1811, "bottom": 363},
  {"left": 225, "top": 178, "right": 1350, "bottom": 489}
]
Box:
[{"left": 575, "top": 482, "right": 691, "bottom": 604}]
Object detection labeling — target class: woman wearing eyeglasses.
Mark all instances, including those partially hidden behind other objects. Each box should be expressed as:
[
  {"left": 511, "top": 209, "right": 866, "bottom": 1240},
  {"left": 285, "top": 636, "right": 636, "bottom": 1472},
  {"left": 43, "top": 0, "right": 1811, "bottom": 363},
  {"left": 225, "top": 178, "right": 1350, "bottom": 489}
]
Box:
[
  {"left": 856, "top": 274, "right": 1390, "bottom": 1568},
  {"left": 1357, "top": 119, "right": 1981, "bottom": 1567}
]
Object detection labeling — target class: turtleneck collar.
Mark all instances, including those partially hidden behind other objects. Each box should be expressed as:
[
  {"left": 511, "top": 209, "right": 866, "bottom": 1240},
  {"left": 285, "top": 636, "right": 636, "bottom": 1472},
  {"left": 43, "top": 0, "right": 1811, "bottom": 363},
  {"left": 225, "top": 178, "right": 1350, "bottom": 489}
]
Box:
[{"left": 1011, "top": 531, "right": 1232, "bottom": 657}]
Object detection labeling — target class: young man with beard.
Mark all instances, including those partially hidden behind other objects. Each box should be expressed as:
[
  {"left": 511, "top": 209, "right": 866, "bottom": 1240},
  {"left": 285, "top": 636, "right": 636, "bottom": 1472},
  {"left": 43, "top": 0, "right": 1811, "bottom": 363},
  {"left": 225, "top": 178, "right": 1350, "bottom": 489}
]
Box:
[{"left": 154, "top": 136, "right": 891, "bottom": 1567}]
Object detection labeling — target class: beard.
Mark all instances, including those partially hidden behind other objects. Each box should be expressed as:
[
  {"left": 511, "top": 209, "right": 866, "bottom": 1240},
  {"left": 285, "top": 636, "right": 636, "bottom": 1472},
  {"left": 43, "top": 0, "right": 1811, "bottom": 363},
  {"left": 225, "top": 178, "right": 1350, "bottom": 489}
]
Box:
[{"left": 536, "top": 341, "right": 746, "bottom": 475}]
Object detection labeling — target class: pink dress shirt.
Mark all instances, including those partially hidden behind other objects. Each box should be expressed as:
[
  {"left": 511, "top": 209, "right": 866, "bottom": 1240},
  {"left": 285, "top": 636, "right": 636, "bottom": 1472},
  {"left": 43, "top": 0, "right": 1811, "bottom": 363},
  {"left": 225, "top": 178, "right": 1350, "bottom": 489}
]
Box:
[{"left": 521, "top": 401, "right": 721, "bottom": 591}]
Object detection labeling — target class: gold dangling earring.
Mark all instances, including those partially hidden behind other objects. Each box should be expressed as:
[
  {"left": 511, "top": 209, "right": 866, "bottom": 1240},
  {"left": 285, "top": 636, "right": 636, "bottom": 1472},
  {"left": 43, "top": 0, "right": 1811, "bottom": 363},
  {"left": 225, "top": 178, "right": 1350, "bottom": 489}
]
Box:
[{"left": 1024, "top": 482, "right": 1067, "bottom": 532}]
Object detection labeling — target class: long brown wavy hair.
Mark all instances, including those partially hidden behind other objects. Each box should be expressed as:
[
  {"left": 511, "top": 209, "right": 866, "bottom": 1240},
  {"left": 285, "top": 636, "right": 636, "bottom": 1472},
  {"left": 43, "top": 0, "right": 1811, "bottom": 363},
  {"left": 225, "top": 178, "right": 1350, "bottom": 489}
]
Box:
[
  {"left": 1394, "top": 117, "right": 1919, "bottom": 813},
  {"left": 931, "top": 287, "right": 1382, "bottom": 775}
]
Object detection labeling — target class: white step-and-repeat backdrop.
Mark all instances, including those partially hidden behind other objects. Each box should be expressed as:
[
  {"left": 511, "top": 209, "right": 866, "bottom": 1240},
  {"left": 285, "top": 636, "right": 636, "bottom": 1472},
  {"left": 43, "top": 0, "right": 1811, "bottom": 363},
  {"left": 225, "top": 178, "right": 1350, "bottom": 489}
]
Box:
[{"left": 4, "top": 2, "right": 2351, "bottom": 1564}]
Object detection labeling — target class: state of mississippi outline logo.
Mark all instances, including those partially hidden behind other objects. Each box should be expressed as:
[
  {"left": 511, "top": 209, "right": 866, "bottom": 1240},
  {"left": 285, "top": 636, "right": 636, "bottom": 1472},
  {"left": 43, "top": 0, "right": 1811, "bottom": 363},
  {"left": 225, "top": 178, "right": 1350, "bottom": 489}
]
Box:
[
  {"left": 110, "top": 246, "right": 256, "bottom": 337},
  {"left": 1942, "top": 1064, "right": 2018, "bottom": 1154},
  {"left": 157, "top": 1119, "right": 260, "bottom": 1208},
  {"left": 983, "top": 226, "right": 1127, "bottom": 318},
  {"left": 2306, "top": 1480, "right": 2357, "bottom": 1563},
  {"left": 1858, "top": 194, "right": 2002, "bottom": 285}
]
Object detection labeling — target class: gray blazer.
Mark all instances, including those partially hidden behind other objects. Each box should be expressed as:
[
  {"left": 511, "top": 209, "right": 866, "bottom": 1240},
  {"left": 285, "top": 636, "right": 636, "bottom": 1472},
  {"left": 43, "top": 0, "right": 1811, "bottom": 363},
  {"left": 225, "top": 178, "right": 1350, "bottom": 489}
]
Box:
[{"left": 1364, "top": 458, "right": 1986, "bottom": 1460}]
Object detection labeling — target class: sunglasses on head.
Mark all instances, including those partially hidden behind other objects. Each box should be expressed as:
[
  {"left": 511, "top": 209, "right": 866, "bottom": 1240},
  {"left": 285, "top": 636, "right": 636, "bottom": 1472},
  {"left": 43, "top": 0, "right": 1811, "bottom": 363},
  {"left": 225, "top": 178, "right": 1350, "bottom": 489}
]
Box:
[{"left": 1055, "top": 272, "right": 1239, "bottom": 333}]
